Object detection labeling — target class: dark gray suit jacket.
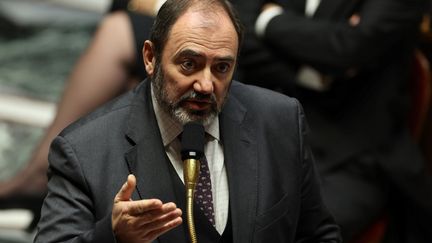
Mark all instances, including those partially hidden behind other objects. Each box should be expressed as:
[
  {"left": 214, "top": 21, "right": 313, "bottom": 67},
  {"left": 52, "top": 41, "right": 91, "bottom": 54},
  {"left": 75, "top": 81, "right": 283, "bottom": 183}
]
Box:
[{"left": 35, "top": 80, "right": 341, "bottom": 243}]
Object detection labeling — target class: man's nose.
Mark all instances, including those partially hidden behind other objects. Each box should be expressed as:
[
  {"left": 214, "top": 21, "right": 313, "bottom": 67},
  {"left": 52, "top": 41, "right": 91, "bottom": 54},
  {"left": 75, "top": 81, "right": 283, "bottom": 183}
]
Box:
[{"left": 193, "top": 69, "right": 214, "bottom": 94}]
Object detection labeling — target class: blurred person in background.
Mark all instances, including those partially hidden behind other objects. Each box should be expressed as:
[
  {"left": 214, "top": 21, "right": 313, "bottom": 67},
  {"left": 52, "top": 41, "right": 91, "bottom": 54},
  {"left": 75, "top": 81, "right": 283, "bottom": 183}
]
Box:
[
  {"left": 234, "top": 0, "right": 432, "bottom": 242},
  {"left": 0, "top": 0, "right": 158, "bottom": 229}
]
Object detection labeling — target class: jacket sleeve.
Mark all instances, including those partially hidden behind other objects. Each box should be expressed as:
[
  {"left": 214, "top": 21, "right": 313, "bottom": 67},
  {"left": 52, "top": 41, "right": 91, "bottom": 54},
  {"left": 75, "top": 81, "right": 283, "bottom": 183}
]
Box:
[
  {"left": 262, "top": 0, "right": 425, "bottom": 73},
  {"left": 237, "top": 29, "right": 299, "bottom": 92},
  {"left": 34, "top": 136, "right": 117, "bottom": 243},
  {"left": 294, "top": 100, "right": 342, "bottom": 243}
]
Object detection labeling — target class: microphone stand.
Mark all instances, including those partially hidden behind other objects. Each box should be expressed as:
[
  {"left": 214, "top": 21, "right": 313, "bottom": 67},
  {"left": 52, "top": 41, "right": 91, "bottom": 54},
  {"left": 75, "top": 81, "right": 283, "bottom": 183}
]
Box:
[
  {"left": 183, "top": 156, "right": 200, "bottom": 243},
  {"left": 181, "top": 122, "right": 205, "bottom": 243}
]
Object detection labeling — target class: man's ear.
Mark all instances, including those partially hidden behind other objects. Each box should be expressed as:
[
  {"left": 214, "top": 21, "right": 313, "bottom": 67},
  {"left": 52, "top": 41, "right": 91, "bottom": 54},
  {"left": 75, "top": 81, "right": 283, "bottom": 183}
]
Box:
[{"left": 143, "top": 40, "right": 156, "bottom": 76}]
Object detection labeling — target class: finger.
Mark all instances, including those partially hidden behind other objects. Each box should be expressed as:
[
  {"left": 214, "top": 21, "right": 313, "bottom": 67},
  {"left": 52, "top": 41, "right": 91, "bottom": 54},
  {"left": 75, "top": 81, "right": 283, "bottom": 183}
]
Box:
[
  {"left": 114, "top": 174, "right": 136, "bottom": 203},
  {"left": 129, "top": 202, "right": 178, "bottom": 224},
  {"left": 141, "top": 209, "right": 183, "bottom": 240},
  {"left": 126, "top": 199, "right": 166, "bottom": 217},
  {"left": 145, "top": 219, "right": 183, "bottom": 241}
]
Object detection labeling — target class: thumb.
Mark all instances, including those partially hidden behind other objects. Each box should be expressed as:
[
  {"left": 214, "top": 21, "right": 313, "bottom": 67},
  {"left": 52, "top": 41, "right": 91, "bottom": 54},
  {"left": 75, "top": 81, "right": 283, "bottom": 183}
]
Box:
[{"left": 114, "top": 174, "right": 136, "bottom": 203}]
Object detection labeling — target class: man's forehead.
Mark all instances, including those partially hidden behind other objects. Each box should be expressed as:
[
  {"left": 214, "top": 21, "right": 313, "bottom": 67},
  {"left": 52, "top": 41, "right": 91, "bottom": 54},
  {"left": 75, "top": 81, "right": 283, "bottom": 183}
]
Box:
[
  {"left": 164, "top": 6, "right": 238, "bottom": 56},
  {"left": 174, "top": 48, "right": 236, "bottom": 63},
  {"left": 171, "top": 4, "right": 234, "bottom": 33}
]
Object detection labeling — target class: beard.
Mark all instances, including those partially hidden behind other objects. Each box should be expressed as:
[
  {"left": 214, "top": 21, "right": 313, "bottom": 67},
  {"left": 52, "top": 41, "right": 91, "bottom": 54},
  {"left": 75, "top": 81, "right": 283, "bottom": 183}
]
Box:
[{"left": 152, "top": 63, "right": 221, "bottom": 126}]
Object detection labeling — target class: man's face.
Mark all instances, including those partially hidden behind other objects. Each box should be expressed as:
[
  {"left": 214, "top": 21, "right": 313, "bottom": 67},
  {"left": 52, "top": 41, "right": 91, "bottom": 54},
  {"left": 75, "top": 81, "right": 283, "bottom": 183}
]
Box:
[{"left": 147, "top": 6, "right": 238, "bottom": 125}]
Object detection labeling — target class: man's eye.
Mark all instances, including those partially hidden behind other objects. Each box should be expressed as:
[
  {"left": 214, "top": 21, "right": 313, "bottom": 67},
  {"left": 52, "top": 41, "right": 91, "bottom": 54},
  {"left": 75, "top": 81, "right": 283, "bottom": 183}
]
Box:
[
  {"left": 215, "top": 63, "right": 230, "bottom": 73},
  {"left": 181, "top": 60, "right": 195, "bottom": 71}
]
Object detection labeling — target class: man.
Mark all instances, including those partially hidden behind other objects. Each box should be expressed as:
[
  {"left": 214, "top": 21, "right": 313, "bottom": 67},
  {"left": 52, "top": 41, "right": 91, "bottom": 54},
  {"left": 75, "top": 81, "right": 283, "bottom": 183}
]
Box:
[
  {"left": 233, "top": 0, "right": 432, "bottom": 242},
  {"left": 35, "top": 0, "right": 341, "bottom": 242}
]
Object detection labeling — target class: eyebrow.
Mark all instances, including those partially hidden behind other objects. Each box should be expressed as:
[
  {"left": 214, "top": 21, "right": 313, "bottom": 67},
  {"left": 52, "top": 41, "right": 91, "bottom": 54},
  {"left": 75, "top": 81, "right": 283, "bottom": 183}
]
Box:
[{"left": 174, "top": 48, "right": 236, "bottom": 63}]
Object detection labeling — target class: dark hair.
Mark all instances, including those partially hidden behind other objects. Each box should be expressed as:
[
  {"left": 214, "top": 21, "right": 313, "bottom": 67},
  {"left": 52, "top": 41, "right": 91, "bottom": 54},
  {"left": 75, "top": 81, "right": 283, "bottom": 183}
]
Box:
[{"left": 149, "top": 0, "right": 244, "bottom": 62}]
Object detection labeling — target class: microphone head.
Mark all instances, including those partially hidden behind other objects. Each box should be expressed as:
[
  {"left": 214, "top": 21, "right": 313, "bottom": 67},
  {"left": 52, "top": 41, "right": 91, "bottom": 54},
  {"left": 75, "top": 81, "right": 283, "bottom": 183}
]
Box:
[{"left": 181, "top": 122, "right": 205, "bottom": 160}]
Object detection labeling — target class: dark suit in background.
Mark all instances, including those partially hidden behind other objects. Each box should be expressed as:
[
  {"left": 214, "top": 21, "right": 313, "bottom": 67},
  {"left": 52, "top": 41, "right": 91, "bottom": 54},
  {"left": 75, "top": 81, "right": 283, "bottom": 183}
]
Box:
[
  {"left": 233, "top": 0, "right": 432, "bottom": 241},
  {"left": 34, "top": 80, "right": 341, "bottom": 242}
]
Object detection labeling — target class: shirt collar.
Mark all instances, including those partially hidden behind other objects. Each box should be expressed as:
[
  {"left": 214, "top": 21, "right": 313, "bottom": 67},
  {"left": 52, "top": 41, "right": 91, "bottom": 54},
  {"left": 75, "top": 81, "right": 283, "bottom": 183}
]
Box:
[{"left": 151, "top": 83, "right": 220, "bottom": 147}]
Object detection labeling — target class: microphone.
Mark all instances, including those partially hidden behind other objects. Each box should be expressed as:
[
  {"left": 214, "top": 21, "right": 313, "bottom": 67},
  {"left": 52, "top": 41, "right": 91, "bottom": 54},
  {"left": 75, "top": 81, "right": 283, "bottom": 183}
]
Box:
[{"left": 181, "top": 122, "right": 205, "bottom": 243}]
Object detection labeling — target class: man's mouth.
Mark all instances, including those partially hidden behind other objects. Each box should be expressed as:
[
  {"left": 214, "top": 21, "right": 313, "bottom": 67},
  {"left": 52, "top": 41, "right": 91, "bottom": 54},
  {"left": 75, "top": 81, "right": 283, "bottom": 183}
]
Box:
[{"left": 183, "top": 99, "right": 212, "bottom": 111}]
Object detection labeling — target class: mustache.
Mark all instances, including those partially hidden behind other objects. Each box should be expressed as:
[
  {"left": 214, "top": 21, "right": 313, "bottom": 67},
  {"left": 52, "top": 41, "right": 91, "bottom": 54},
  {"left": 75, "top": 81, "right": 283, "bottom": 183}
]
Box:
[{"left": 178, "top": 90, "right": 217, "bottom": 104}]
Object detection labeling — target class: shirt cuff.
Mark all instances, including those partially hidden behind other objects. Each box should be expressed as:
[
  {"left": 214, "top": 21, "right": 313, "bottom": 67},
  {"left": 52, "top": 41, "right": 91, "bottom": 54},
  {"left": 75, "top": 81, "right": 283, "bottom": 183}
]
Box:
[
  {"left": 296, "top": 66, "right": 329, "bottom": 91},
  {"left": 154, "top": 0, "right": 167, "bottom": 14},
  {"left": 255, "top": 6, "right": 283, "bottom": 38}
]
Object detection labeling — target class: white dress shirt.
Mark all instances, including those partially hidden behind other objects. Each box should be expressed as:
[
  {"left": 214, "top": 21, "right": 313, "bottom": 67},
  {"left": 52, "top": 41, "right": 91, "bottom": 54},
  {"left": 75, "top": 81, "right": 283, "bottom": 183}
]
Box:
[{"left": 305, "top": 0, "right": 321, "bottom": 17}]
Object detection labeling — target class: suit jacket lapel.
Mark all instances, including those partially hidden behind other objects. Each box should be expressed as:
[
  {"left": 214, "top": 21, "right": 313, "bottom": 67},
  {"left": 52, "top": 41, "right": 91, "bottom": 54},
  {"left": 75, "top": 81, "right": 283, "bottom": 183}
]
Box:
[
  {"left": 124, "top": 80, "right": 187, "bottom": 242},
  {"left": 220, "top": 92, "right": 258, "bottom": 242}
]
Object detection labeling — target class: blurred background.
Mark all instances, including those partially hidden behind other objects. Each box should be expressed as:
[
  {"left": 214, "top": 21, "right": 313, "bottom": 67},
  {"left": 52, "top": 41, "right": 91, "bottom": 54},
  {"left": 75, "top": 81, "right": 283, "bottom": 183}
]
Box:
[{"left": 0, "top": 0, "right": 109, "bottom": 242}]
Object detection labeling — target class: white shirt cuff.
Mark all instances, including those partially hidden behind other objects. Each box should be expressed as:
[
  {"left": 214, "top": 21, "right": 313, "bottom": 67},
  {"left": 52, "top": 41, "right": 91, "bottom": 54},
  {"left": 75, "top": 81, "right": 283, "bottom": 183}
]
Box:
[
  {"left": 255, "top": 6, "right": 283, "bottom": 38},
  {"left": 154, "top": 0, "right": 167, "bottom": 15},
  {"left": 296, "top": 66, "right": 328, "bottom": 91}
]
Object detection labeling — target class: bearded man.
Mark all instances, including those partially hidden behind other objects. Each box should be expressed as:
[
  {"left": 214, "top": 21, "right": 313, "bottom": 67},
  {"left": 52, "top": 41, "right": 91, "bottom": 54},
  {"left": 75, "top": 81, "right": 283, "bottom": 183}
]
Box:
[{"left": 34, "top": 0, "right": 341, "bottom": 242}]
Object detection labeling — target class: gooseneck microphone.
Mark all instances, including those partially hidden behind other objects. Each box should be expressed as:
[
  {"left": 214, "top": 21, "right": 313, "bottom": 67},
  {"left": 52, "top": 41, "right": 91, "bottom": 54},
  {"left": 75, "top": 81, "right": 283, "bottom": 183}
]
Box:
[{"left": 181, "top": 122, "right": 205, "bottom": 243}]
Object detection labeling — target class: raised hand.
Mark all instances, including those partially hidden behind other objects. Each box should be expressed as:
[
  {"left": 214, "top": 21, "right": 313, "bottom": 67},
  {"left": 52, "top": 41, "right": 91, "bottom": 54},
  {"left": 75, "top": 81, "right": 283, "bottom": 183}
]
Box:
[{"left": 112, "top": 174, "right": 182, "bottom": 243}]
